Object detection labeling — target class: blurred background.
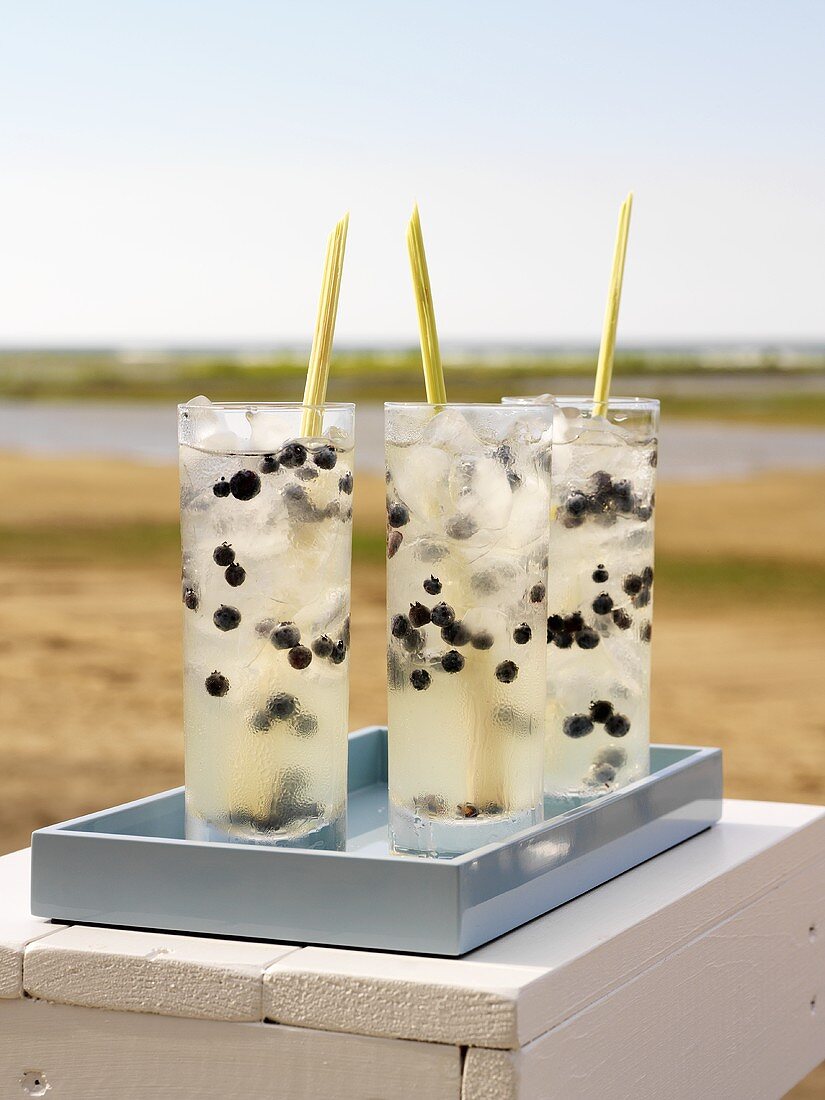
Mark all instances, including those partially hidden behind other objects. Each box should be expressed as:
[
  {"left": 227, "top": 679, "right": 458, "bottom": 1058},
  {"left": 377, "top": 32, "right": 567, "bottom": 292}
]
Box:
[{"left": 1, "top": 2, "right": 824, "bottom": 1092}]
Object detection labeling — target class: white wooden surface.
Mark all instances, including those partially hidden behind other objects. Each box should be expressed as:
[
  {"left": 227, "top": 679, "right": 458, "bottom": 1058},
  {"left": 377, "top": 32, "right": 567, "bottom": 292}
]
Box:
[{"left": 2, "top": 799, "right": 824, "bottom": 1099}]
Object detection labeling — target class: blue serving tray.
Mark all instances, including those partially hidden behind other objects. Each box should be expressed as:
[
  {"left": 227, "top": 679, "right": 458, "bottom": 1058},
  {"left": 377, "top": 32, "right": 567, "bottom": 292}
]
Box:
[{"left": 30, "top": 727, "right": 722, "bottom": 956}]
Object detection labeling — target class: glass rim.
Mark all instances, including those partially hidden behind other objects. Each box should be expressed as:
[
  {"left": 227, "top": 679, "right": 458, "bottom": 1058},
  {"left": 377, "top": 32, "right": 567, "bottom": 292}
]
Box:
[
  {"left": 504, "top": 395, "right": 659, "bottom": 411},
  {"left": 384, "top": 401, "right": 553, "bottom": 410},
  {"left": 177, "top": 401, "right": 355, "bottom": 413}
]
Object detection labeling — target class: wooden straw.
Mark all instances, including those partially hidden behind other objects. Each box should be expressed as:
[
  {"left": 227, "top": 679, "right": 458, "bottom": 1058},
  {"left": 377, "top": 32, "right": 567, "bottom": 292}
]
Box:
[
  {"left": 406, "top": 205, "right": 447, "bottom": 405},
  {"left": 301, "top": 213, "right": 349, "bottom": 438},
  {"left": 593, "top": 192, "right": 633, "bottom": 417}
]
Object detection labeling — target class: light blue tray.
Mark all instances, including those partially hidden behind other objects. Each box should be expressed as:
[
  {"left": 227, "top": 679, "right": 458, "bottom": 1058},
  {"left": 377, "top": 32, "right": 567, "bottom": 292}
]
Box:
[{"left": 30, "top": 727, "right": 722, "bottom": 956}]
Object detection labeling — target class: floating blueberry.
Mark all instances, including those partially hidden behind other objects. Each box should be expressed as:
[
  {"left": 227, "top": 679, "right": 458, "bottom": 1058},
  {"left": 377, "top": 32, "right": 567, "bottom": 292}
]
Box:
[
  {"left": 255, "top": 617, "right": 278, "bottom": 637},
  {"left": 225, "top": 562, "right": 246, "bottom": 587},
  {"left": 513, "top": 623, "right": 532, "bottom": 644},
  {"left": 213, "top": 477, "right": 231, "bottom": 498},
  {"left": 284, "top": 483, "right": 309, "bottom": 505},
  {"left": 415, "top": 793, "right": 447, "bottom": 816},
  {"left": 576, "top": 628, "right": 600, "bottom": 650},
  {"left": 313, "top": 445, "right": 337, "bottom": 470},
  {"left": 633, "top": 588, "right": 651, "bottom": 608},
  {"left": 470, "top": 570, "right": 499, "bottom": 595},
  {"left": 272, "top": 622, "right": 301, "bottom": 649},
  {"left": 408, "top": 602, "right": 431, "bottom": 627},
  {"left": 564, "top": 612, "right": 584, "bottom": 634},
  {"left": 312, "top": 634, "right": 335, "bottom": 657},
  {"left": 642, "top": 565, "right": 654, "bottom": 585},
  {"left": 529, "top": 583, "right": 546, "bottom": 603},
  {"left": 595, "top": 745, "right": 627, "bottom": 768},
  {"left": 566, "top": 491, "right": 588, "bottom": 517},
  {"left": 250, "top": 710, "right": 272, "bottom": 732},
  {"left": 446, "top": 514, "right": 478, "bottom": 540},
  {"left": 554, "top": 633, "right": 574, "bottom": 649},
  {"left": 636, "top": 503, "right": 653, "bottom": 521},
  {"left": 590, "top": 699, "right": 614, "bottom": 723},
  {"left": 330, "top": 640, "right": 347, "bottom": 664},
  {"left": 592, "top": 592, "right": 614, "bottom": 615},
  {"left": 640, "top": 621, "right": 652, "bottom": 643},
  {"left": 471, "top": 631, "right": 494, "bottom": 650},
  {"left": 288, "top": 645, "right": 313, "bottom": 670},
  {"left": 605, "top": 713, "right": 631, "bottom": 737},
  {"left": 410, "top": 669, "right": 431, "bottom": 691},
  {"left": 279, "top": 442, "right": 307, "bottom": 468},
  {"left": 213, "top": 605, "right": 241, "bottom": 631},
  {"left": 267, "top": 692, "right": 297, "bottom": 720},
  {"left": 612, "top": 479, "right": 635, "bottom": 512},
  {"left": 387, "top": 530, "right": 404, "bottom": 558},
  {"left": 213, "top": 543, "right": 235, "bottom": 566},
  {"left": 612, "top": 608, "right": 633, "bottom": 630},
  {"left": 293, "top": 712, "right": 318, "bottom": 737},
  {"left": 391, "top": 614, "right": 411, "bottom": 639},
  {"left": 547, "top": 614, "right": 565, "bottom": 635},
  {"left": 592, "top": 564, "right": 609, "bottom": 583},
  {"left": 323, "top": 500, "right": 341, "bottom": 519},
  {"left": 590, "top": 470, "right": 612, "bottom": 495},
  {"left": 590, "top": 762, "right": 617, "bottom": 785},
  {"left": 441, "top": 649, "right": 465, "bottom": 673},
  {"left": 296, "top": 466, "right": 319, "bottom": 481},
  {"left": 623, "top": 574, "right": 644, "bottom": 596},
  {"left": 229, "top": 470, "right": 261, "bottom": 501},
  {"left": 563, "top": 714, "right": 594, "bottom": 738},
  {"left": 495, "top": 660, "right": 518, "bottom": 683},
  {"left": 339, "top": 470, "right": 354, "bottom": 495},
  {"left": 442, "top": 620, "right": 471, "bottom": 646},
  {"left": 401, "top": 628, "right": 423, "bottom": 653},
  {"left": 182, "top": 587, "right": 199, "bottom": 611},
  {"left": 430, "top": 602, "right": 455, "bottom": 628},
  {"left": 205, "top": 671, "right": 229, "bottom": 697},
  {"left": 458, "top": 803, "right": 479, "bottom": 818},
  {"left": 260, "top": 454, "right": 280, "bottom": 474},
  {"left": 423, "top": 575, "right": 442, "bottom": 596},
  {"left": 388, "top": 502, "right": 410, "bottom": 528}
]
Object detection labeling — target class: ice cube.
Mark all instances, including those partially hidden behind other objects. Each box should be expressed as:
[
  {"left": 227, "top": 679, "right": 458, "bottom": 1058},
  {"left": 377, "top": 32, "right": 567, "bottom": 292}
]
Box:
[
  {"left": 421, "top": 407, "right": 482, "bottom": 454},
  {"left": 387, "top": 444, "right": 452, "bottom": 523},
  {"left": 449, "top": 455, "right": 513, "bottom": 531},
  {"left": 247, "top": 409, "right": 297, "bottom": 454}
]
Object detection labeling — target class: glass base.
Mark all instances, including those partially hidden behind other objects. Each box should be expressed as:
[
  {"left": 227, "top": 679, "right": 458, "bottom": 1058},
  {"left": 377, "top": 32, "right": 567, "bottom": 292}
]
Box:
[
  {"left": 389, "top": 801, "right": 543, "bottom": 859},
  {"left": 186, "top": 809, "right": 346, "bottom": 851}
]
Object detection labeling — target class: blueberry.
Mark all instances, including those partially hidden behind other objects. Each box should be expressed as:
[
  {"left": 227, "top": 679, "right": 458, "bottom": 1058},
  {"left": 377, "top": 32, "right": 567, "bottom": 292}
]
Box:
[
  {"left": 323, "top": 499, "right": 341, "bottom": 519},
  {"left": 633, "top": 588, "right": 651, "bottom": 608},
  {"left": 470, "top": 570, "right": 499, "bottom": 595},
  {"left": 471, "top": 631, "right": 494, "bottom": 650},
  {"left": 446, "top": 514, "right": 478, "bottom": 540},
  {"left": 182, "top": 587, "right": 199, "bottom": 611},
  {"left": 293, "top": 712, "right": 318, "bottom": 737},
  {"left": 605, "top": 713, "right": 631, "bottom": 737},
  {"left": 592, "top": 593, "right": 614, "bottom": 615},
  {"left": 313, "top": 445, "right": 337, "bottom": 470},
  {"left": 330, "top": 640, "right": 347, "bottom": 664},
  {"left": 229, "top": 470, "right": 261, "bottom": 501},
  {"left": 442, "top": 620, "right": 471, "bottom": 646},
  {"left": 529, "top": 583, "right": 546, "bottom": 603},
  {"left": 339, "top": 470, "right": 354, "bottom": 494},
  {"left": 255, "top": 617, "right": 278, "bottom": 637},
  {"left": 288, "top": 645, "right": 313, "bottom": 670},
  {"left": 564, "top": 612, "right": 584, "bottom": 634},
  {"left": 566, "top": 492, "right": 588, "bottom": 517},
  {"left": 296, "top": 466, "right": 319, "bottom": 481},
  {"left": 272, "top": 622, "right": 301, "bottom": 649},
  {"left": 212, "top": 478, "right": 231, "bottom": 498},
  {"left": 312, "top": 634, "right": 335, "bottom": 657},
  {"left": 623, "top": 574, "right": 644, "bottom": 596},
  {"left": 590, "top": 763, "right": 617, "bottom": 784},
  {"left": 401, "top": 628, "right": 423, "bottom": 653},
  {"left": 430, "top": 603, "right": 455, "bottom": 628},
  {"left": 410, "top": 669, "right": 431, "bottom": 691},
  {"left": 409, "top": 602, "right": 431, "bottom": 627},
  {"left": 563, "top": 714, "right": 594, "bottom": 738},
  {"left": 284, "top": 483, "right": 309, "bottom": 505},
  {"left": 563, "top": 514, "right": 586, "bottom": 529},
  {"left": 590, "top": 699, "right": 614, "bottom": 723},
  {"left": 441, "top": 649, "right": 465, "bottom": 673},
  {"left": 267, "top": 692, "right": 297, "bottom": 720},
  {"left": 225, "top": 562, "right": 246, "bottom": 587},
  {"left": 391, "top": 614, "right": 411, "bottom": 639},
  {"left": 554, "top": 632, "right": 574, "bottom": 649},
  {"left": 642, "top": 565, "right": 654, "bottom": 585},
  {"left": 260, "top": 454, "right": 280, "bottom": 474},
  {"left": 640, "top": 621, "right": 652, "bottom": 643},
  {"left": 387, "top": 531, "right": 403, "bottom": 558},
  {"left": 592, "top": 565, "right": 609, "bottom": 583},
  {"left": 576, "top": 628, "right": 600, "bottom": 650},
  {"left": 495, "top": 660, "right": 518, "bottom": 683},
  {"left": 250, "top": 710, "right": 272, "bottom": 733},
  {"left": 280, "top": 443, "right": 307, "bottom": 468},
  {"left": 612, "top": 608, "right": 633, "bottom": 630},
  {"left": 636, "top": 503, "right": 653, "bottom": 521},
  {"left": 458, "top": 803, "right": 479, "bottom": 818},
  {"left": 213, "top": 543, "right": 235, "bottom": 566},
  {"left": 547, "top": 614, "right": 565, "bottom": 635},
  {"left": 423, "top": 575, "right": 442, "bottom": 596},
  {"left": 596, "top": 745, "right": 627, "bottom": 768},
  {"left": 612, "top": 479, "right": 635, "bottom": 512},
  {"left": 590, "top": 470, "right": 612, "bottom": 495},
  {"left": 415, "top": 793, "right": 447, "bottom": 816},
  {"left": 388, "top": 502, "right": 410, "bottom": 528},
  {"left": 205, "top": 671, "right": 229, "bottom": 697},
  {"left": 213, "top": 605, "right": 241, "bottom": 631},
  {"left": 513, "top": 623, "right": 532, "bottom": 644}
]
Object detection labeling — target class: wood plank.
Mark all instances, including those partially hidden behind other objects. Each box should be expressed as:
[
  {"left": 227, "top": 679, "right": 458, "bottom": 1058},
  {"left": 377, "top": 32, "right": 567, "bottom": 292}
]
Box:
[
  {"left": 462, "top": 857, "right": 825, "bottom": 1099},
  {"left": 0, "top": 998, "right": 462, "bottom": 1100},
  {"left": 0, "top": 848, "right": 67, "bottom": 998},
  {"left": 25, "top": 925, "right": 299, "bottom": 1022},
  {"left": 263, "top": 802, "right": 825, "bottom": 1049}
]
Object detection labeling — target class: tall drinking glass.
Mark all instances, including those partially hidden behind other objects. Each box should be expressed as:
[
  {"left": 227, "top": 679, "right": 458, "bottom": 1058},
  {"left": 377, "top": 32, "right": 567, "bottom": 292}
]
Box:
[
  {"left": 505, "top": 396, "right": 658, "bottom": 806},
  {"left": 385, "top": 402, "right": 553, "bottom": 857},
  {"left": 179, "top": 399, "right": 355, "bottom": 849}
]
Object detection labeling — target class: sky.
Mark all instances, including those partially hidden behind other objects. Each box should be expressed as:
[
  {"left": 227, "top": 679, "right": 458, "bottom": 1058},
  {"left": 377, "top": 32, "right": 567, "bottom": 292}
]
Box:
[{"left": 0, "top": 0, "right": 823, "bottom": 345}]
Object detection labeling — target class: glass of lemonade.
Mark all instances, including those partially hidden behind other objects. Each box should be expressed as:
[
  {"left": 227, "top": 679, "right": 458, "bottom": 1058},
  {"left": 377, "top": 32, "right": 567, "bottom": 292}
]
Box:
[
  {"left": 179, "top": 399, "right": 355, "bottom": 849},
  {"left": 385, "top": 402, "right": 553, "bottom": 858},
  {"left": 506, "top": 396, "right": 658, "bottom": 808}
]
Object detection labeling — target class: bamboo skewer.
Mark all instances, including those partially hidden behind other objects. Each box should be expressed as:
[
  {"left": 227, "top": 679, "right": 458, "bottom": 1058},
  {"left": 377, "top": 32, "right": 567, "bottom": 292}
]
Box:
[
  {"left": 406, "top": 205, "right": 447, "bottom": 405},
  {"left": 301, "top": 213, "right": 349, "bottom": 438},
  {"left": 593, "top": 192, "right": 633, "bottom": 417}
]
